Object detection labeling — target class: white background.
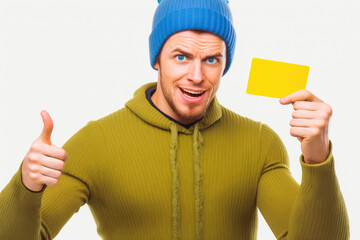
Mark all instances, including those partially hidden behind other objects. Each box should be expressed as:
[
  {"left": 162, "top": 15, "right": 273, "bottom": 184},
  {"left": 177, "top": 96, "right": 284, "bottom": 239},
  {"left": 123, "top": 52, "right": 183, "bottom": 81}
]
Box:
[{"left": 1, "top": 0, "right": 359, "bottom": 239}]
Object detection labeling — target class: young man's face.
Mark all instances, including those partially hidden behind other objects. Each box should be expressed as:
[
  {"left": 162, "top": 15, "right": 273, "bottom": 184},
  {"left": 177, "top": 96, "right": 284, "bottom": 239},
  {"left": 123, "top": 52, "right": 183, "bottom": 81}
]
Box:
[{"left": 152, "top": 30, "right": 227, "bottom": 124}]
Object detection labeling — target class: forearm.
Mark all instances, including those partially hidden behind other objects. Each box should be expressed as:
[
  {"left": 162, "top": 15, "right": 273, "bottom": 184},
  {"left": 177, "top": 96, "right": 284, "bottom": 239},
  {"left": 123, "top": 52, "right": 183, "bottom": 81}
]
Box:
[
  {"left": 286, "top": 152, "right": 349, "bottom": 240},
  {"left": 0, "top": 165, "right": 90, "bottom": 239},
  {"left": 257, "top": 129, "right": 349, "bottom": 239},
  {"left": 0, "top": 168, "right": 51, "bottom": 240}
]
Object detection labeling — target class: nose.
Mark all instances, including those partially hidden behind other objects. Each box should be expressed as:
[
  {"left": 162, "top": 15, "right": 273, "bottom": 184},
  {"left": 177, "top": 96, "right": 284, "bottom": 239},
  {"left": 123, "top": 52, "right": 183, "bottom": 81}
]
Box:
[{"left": 187, "top": 59, "right": 204, "bottom": 84}]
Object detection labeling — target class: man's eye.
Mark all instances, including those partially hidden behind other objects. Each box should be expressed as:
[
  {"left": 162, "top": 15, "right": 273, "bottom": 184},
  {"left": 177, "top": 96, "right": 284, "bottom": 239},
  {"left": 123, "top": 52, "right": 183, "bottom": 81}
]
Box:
[
  {"left": 176, "top": 55, "right": 186, "bottom": 61},
  {"left": 207, "top": 57, "right": 216, "bottom": 64}
]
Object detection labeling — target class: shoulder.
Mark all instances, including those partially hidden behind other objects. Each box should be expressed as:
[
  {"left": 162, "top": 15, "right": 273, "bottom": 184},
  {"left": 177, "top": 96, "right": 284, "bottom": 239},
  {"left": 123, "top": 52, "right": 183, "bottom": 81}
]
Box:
[
  {"left": 216, "top": 105, "right": 283, "bottom": 149},
  {"left": 96, "top": 106, "right": 133, "bottom": 125},
  {"left": 220, "top": 105, "right": 279, "bottom": 135},
  {"left": 91, "top": 106, "right": 139, "bottom": 133},
  {"left": 219, "top": 106, "right": 289, "bottom": 167},
  {"left": 63, "top": 107, "right": 135, "bottom": 153},
  {"left": 218, "top": 105, "right": 262, "bottom": 133}
]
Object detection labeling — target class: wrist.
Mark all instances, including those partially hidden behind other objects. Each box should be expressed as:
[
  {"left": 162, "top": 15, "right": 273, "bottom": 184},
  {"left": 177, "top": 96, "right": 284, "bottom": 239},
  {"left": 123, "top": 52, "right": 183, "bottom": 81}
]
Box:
[{"left": 303, "top": 141, "right": 331, "bottom": 164}]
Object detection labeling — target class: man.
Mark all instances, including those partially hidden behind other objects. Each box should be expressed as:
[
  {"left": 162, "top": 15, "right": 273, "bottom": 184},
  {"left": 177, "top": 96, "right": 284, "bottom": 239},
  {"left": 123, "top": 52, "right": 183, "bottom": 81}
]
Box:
[{"left": 0, "top": 0, "right": 349, "bottom": 239}]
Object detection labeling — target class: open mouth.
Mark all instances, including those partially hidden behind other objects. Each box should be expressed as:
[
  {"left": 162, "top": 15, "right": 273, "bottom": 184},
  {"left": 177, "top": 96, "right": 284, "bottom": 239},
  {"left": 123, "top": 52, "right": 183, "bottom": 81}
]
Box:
[{"left": 180, "top": 88, "right": 205, "bottom": 98}]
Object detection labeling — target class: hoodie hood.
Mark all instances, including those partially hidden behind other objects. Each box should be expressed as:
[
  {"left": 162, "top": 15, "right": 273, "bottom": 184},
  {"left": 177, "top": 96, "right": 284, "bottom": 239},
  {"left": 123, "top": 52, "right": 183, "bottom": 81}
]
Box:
[{"left": 125, "top": 82, "right": 223, "bottom": 135}]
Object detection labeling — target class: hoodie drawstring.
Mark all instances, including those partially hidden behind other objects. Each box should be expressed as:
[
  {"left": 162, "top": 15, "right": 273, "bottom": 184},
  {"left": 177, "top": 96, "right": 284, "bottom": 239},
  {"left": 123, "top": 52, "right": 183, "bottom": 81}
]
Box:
[
  {"left": 193, "top": 123, "right": 204, "bottom": 240},
  {"left": 169, "top": 123, "right": 204, "bottom": 240},
  {"left": 170, "top": 123, "right": 181, "bottom": 240}
]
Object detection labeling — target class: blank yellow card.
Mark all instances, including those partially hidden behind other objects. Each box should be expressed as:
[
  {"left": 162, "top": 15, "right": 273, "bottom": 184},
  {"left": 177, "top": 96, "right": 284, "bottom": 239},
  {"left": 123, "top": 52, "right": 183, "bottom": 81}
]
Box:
[{"left": 246, "top": 58, "right": 309, "bottom": 98}]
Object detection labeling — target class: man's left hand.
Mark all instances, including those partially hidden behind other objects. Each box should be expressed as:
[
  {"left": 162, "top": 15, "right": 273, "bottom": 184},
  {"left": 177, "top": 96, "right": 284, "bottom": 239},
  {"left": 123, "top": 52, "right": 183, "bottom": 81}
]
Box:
[{"left": 280, "top": 90, "right": 332, "bottom": 164}]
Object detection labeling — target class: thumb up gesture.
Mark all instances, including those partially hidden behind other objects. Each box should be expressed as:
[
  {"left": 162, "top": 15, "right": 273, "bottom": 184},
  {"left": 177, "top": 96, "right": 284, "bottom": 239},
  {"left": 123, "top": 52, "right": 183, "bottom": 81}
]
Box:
[{"left": 21, "top": 110, "right": 68, "bottom": 192}]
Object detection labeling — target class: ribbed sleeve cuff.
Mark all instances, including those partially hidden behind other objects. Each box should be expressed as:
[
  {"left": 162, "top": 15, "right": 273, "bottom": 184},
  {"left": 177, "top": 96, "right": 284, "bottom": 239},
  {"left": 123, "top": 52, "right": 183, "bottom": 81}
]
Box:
[
  {"left": 299, "top": 141, "right": 336, "bottom": 192},
  {"left": 10, "top": 165, "right": 44, "bottom": 208},
  {"left": 299, "top": 141, "right": 339, "bottom": 197}
]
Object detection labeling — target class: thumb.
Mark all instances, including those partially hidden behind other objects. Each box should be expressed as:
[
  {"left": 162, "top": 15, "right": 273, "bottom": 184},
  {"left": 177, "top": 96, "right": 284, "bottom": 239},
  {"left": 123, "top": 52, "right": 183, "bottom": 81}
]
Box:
[{"left": 40, "top": 110, "right": 53, "bottom": 145}]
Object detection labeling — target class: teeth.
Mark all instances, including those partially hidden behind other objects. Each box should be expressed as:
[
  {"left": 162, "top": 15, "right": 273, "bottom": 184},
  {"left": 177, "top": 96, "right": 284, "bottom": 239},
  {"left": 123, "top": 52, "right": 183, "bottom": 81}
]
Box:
[{"left": 181, "top": 88, "right": 204, "bottom": 95}]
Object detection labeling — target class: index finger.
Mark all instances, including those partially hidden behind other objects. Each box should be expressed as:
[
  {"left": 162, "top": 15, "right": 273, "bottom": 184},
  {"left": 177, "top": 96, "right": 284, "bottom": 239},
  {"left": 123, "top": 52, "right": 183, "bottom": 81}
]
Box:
[
  {"left": 40, "top": 144, "right": 68, "bottom": 161},
  {"left": 279, "top": 89, "right": 323, "bottom": 105}
]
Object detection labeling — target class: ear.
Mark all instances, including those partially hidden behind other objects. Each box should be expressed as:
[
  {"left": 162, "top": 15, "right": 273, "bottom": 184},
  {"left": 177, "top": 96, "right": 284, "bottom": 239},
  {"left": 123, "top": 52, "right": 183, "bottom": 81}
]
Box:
[{"left": 153, "top": 59, "right": 160, "bottom": 70}]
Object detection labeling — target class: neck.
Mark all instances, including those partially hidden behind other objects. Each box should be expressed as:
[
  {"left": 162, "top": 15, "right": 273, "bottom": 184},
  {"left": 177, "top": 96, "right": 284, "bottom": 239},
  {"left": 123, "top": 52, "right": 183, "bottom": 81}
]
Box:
[{"left": 147, "top": 87, "right": 200, "bottom": 128}]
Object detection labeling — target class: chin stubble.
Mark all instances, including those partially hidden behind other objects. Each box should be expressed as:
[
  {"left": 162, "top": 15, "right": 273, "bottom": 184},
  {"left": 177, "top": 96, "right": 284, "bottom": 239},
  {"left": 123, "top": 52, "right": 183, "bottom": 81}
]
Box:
[{"left": 159, "top": 72, "right": 207, "bottom": 124}]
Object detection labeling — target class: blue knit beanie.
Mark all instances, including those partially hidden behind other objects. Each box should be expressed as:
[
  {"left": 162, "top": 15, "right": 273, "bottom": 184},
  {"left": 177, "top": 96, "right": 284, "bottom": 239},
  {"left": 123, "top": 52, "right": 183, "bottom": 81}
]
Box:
[{"left": 149, "top": 0, "right": 236, "bottom": 75}]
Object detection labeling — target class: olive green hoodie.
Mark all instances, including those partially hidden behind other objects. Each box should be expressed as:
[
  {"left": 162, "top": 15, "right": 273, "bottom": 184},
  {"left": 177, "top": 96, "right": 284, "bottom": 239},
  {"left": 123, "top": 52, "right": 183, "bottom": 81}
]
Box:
[{"left": 0, "top": 82, "right": 349, "bottom": 239}]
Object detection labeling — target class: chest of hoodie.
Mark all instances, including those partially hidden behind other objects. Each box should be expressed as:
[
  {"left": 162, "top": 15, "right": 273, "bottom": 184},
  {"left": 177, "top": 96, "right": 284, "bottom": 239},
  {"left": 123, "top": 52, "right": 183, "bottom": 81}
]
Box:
[{"left": 88, "top": 121, "right": 263, "bottom": 234}]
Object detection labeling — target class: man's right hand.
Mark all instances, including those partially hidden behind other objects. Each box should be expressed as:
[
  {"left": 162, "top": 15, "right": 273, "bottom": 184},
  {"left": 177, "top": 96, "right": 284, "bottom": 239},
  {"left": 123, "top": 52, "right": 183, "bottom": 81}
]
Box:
[{"left": 21, "top": 110, "right": 68, "bottom": 192}]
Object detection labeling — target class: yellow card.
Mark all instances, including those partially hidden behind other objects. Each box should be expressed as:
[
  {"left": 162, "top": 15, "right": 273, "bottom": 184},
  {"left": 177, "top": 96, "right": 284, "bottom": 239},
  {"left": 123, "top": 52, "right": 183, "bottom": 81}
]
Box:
[{"left": 246, "top": 58, "right": 309, "bottom": 98}]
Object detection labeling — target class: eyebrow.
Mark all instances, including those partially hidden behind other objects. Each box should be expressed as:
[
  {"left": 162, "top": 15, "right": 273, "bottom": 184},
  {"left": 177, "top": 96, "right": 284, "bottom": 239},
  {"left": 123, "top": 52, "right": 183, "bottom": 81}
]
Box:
[{"left": 171, "top": 47, "right": 224, "bottom": 59}]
